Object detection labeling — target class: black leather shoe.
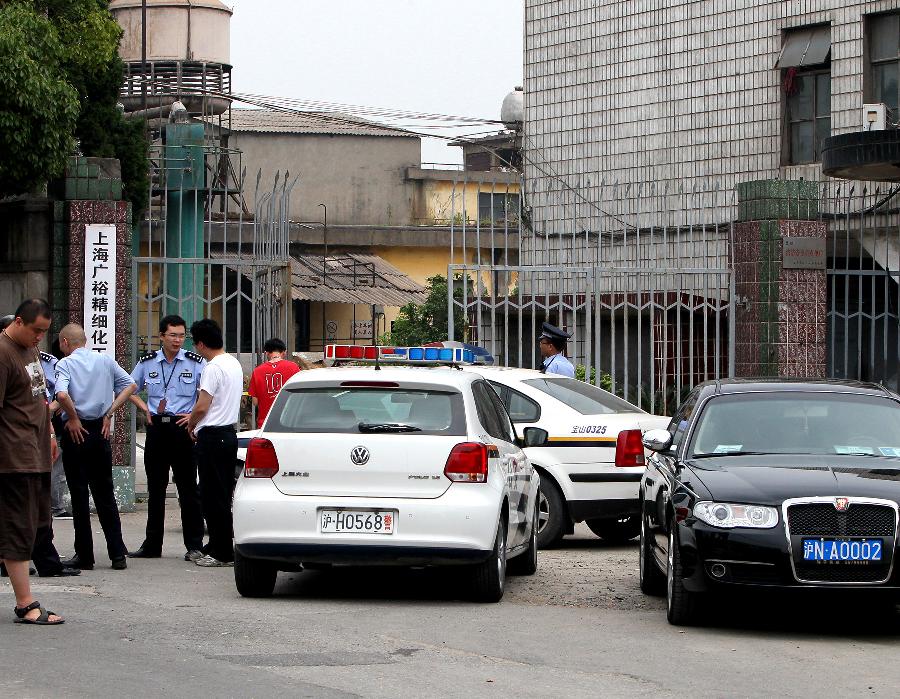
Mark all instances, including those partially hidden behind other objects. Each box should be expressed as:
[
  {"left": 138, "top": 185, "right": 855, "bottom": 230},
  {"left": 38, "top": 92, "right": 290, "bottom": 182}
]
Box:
[
  {"left": 39, "top": 567, "right": 82, "bottom": 577},
  {"left": 111, "top": 557, "right": 127, "bottom": 570},
  {"left": 0, "top": 564, "right": 37, "bottom": 576},
  {"left": 60, "top": 555, "right": 93, "bottom": 570},
  {"left": 127, "top": 546, "right": 161, "bottom": 559}
]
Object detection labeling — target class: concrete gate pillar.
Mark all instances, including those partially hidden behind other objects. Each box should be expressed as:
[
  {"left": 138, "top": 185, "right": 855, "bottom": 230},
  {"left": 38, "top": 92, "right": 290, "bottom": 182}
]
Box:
[
  {"left": 733, "top": 180, "right": 827, "bottom": 379},
  {"left": 52, "top": 157, "right": 135, "bottom": 511}
]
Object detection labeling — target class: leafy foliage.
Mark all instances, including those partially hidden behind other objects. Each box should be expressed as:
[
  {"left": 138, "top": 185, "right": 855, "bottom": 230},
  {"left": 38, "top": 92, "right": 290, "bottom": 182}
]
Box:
[
  {"left": 574, "top": 364, "right": 613, "bottom": 392},
  {"left": 0, "top": 3, "right": 79, "bottom": 195},
  {"left": 388, "top": 275, "right": 468, "bottom": 346},
  {"left": 0, "top": 0, "right": 148, "bottom": 218}
]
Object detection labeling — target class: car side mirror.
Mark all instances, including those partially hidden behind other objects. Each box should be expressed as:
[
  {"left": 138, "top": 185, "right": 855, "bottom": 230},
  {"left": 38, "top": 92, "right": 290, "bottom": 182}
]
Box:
[
  {"left": 522, "top": 427, "right": 549, "bottom": 447},
  {"left": 642, "top": 429, "right": 673, "bottom": 452}
]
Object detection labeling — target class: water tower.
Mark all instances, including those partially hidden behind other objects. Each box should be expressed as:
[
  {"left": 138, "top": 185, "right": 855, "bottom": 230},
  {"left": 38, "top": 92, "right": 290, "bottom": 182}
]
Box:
[{"left": 110, "top": 0, "right": 233, "bottom": 117}]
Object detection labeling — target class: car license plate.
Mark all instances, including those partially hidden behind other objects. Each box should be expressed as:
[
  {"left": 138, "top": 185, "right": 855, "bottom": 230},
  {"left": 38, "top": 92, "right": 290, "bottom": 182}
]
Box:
[
  {"left": 802, "top": 538, "right": 883, "bottom": 562},
  {"left": 320, "top": 509, "right": 395, "bottom": 534}
]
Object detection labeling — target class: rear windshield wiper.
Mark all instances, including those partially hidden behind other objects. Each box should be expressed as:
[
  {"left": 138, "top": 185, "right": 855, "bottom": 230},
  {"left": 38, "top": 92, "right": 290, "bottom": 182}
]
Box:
[
  {"left": 358, "top": 422, "right": 422, "bottom": 433},
  {"left": 690, "top": 451, "right": 772, "bottom": 459}
]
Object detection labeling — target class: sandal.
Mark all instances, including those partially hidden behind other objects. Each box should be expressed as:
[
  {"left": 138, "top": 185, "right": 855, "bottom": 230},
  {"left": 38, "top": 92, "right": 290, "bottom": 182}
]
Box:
[{"left": 13, "top": 600, "right": 64, "bottom": 625}]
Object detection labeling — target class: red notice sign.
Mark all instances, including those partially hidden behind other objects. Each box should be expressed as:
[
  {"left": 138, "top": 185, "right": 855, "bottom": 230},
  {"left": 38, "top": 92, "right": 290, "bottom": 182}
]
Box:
[{"left": 782, "top": 237, "right": 826, "bottom": 270}]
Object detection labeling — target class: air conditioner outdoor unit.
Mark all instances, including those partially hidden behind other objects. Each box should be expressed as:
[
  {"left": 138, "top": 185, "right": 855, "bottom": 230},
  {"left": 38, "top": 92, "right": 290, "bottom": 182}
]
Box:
[{"left": 863, "top": 103, "right": 887, "bottom": 131}]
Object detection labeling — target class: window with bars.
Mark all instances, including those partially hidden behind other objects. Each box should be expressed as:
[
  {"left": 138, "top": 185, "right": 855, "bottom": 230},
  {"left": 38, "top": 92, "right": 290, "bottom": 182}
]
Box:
[
  {"left": 477, "top": 193, "right": 520, "bottom": 226},
  {"left": 778, "top": 25, "right": 832, "bottom": 165},
  {"left": 869, "top": 13, "right": 900, "bottom": 116}
]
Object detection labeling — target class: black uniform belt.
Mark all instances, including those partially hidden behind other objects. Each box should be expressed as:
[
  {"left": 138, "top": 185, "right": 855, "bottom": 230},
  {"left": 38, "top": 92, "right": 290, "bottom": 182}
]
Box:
[
  {"left": 198, "top": 425, "right": 235, "bottom": 433},
  {"left": 150, "top": 414, "right": 183, "bottom": 426}
]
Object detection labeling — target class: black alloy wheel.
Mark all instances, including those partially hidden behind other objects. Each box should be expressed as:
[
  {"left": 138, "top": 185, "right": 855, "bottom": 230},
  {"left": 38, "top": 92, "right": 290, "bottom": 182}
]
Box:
[
  {"left": 666, "top": 525, "right": 700, "bottom": 625},
  {"left": 638, "top": 512, "right": 666, "bottom": 595},
  {"left": 509, "top": 503, "right": 539, "bottom": 576},
  {"left": 234, "top": 550, "right": 278, "bottom": 598},
  {"left": 469, "top": 517, "right": 507, "bottom": 602},
  {"left": 536, "top": 477, "right": 566, "bottom": 548}
]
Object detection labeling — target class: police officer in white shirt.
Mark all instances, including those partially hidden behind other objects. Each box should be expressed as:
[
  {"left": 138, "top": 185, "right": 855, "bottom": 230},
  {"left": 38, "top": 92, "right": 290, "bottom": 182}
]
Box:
[
  {"left": 186, "top": 319, "right": 244, "bottom": 567},
  {"left": 538, "top": 322, "right": 576, "bottom": 377}
]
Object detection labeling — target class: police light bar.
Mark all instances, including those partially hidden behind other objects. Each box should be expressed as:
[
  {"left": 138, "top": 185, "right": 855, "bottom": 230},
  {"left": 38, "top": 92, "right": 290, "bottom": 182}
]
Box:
[{"left": 324, "top": 344, "right": 475, "bottom": 367}]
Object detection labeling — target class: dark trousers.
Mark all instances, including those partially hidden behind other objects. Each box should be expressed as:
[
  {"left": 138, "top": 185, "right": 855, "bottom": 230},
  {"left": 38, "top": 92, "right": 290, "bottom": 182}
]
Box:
[
  {"left": 31, "top": 522, "right": 65, "bottom": 575},
  {"left": 142, "top": 417, "right": 205, "bottom": 552},
  {"left": 61, "top": 419, "right": 127, "bottom": 564},
  {"left": 195, "top": 426, "right": 237, "bottom": 562}
]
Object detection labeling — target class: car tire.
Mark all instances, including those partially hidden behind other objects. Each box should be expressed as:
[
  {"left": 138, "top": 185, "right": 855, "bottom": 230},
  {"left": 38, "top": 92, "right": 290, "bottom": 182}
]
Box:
[
  {"left": 639, "top": 513, "right": 666, "bottom": 596},
  {"left": 586, "top": 515, "right": 641, "bottom": 543},
  {"left": 509, "top": 504, "right": 538, "bottom": 576},
  {"left": 536, "top": 477, "right": 566, "bottom": 549},
  {"left": 666, "top": 525, "right": 700, "bottom": 625},
  {"left": 234, "top": 550, "right": 278, "bottom": 598},
  {"left": 469, "top": 517, "right": 507, "bottom": 602}
]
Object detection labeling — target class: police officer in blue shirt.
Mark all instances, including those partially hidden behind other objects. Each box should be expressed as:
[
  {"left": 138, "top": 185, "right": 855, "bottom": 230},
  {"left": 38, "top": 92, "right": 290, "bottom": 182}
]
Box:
[
  {"left": 538, "top": 322, "right": 575, "bottom": 377},
  {"left": 128, "top": 314, "right": 206, "bottom": 561}
]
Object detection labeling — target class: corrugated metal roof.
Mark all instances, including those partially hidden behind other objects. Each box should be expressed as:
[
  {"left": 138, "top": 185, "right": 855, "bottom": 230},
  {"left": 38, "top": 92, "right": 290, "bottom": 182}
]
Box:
[
  {"left": 225, "top": 109, "right": 417, "bottom": 138},
  {"left": 291, "top": 253, "right": 427, "bottom": 306}
]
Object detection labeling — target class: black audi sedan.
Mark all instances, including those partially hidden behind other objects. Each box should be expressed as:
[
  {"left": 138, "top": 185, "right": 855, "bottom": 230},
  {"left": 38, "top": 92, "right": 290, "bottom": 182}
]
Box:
[{"left": 639, "top": 379, "right": 900, "bottom": 625}]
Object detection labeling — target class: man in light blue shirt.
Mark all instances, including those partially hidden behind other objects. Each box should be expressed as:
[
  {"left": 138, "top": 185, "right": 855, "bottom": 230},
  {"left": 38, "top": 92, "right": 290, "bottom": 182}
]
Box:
[
  {"left": 54, "top": 324, "right": 136, "bottom": 571},
  {"left": 538, "top": 322, "right": 575, "bottom": 377}
]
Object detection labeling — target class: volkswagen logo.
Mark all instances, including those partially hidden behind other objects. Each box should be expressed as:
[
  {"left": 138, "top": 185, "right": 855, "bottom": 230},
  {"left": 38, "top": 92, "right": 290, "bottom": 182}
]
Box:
[
  {"left": 834, "top": 497, "right": 850, "bottom": 512},
  {"left": 350, "top": 446, "right": 370, "bottom": 466}
]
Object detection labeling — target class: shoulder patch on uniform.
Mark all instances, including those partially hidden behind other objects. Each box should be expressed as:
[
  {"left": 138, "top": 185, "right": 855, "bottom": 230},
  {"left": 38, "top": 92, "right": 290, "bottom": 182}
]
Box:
[
  {"left": 39, "top": 351, "right": 56, "bottom": 363},
  {"left": 139, "top": 351, "right": 157, "bottom": 362},
  {"left": 185, "top": 351, "right": 203, "bottom": 363}
]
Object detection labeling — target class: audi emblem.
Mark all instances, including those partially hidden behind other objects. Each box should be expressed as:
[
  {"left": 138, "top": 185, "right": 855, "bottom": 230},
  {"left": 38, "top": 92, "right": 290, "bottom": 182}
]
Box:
[
  {"left": 834, "top": 497, "right": 850, "bottom": 512},
  {"left": 350, "top": 446, "right": 370, "bottom": 466}
]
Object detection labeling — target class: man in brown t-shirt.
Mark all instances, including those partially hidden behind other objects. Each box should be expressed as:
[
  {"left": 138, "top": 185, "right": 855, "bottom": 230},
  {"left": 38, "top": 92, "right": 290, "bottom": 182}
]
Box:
[{"left": 0, "top": 299, "right": 63, "bottom": 625}]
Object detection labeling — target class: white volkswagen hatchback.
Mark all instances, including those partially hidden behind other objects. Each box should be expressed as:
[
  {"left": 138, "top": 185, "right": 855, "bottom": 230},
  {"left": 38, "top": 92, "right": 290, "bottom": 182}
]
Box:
[{"left": 232, "top": 346, "right": 543, "bottom": 602}]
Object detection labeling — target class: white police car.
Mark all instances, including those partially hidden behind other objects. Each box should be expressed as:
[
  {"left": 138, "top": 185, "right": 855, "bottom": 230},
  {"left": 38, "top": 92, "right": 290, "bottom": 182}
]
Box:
[
  {"left": 232, "top": 345, "right": 544, "bottom": 602},
  {"left": 463, "top": 367, "right": 668, "bottom": 548}
]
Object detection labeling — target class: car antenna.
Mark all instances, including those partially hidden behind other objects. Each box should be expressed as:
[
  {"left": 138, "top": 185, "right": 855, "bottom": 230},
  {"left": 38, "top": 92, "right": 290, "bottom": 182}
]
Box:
[{"left": 374, "top": 344, "right": 380, "bottom": 371}]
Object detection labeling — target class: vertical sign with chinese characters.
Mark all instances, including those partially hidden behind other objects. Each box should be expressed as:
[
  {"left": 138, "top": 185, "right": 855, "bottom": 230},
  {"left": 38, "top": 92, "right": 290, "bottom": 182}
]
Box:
[{"left": 83, "top": 223, "right": 117, "bottom": 356}]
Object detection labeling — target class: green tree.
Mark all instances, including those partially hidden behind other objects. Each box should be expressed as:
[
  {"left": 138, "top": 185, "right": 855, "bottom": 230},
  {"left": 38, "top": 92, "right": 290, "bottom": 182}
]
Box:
[
  {"left": 0, "top": 3, "right": 79, "bottom": 195},
  {"left": 0, "top": 0, "right": 148, "bottom": 218},
  {"left": 389, "top": 275, "right": 468, "bottom": 346}
]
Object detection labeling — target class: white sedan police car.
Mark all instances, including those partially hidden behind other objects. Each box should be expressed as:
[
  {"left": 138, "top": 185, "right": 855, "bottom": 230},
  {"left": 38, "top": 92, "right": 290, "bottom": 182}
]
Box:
[
  {"left": 465, "top": 367, "right": 669, "bottom": 548},
  {"left": 232, "top": 345, "right": 544, "bottom": 602}
]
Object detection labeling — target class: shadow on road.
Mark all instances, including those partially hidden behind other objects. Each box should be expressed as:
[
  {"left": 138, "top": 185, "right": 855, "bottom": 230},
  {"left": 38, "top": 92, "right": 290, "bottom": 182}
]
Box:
[
  {"left": 694, "top": 590, "right": 900, "bottom": 638},
  {"left": 271, "top": 566, "right": 506, "bottom": 604}
]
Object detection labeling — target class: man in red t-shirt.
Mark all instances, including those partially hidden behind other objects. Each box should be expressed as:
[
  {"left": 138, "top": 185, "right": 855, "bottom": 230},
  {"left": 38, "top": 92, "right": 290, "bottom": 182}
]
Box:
[{"left": 247, "top": 338, "right": 301, "bottom": 428}]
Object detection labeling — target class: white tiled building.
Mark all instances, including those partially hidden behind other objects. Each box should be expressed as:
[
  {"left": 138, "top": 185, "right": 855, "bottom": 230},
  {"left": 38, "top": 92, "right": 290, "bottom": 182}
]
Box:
[{"left": 523, "top": 0, "right": 900, "bottom": 240}]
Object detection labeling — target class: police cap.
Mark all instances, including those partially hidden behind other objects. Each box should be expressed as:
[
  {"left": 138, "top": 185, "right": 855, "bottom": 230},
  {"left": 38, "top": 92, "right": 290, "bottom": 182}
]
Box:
[{"left": 539, "top": 322, "right": 571, "bottom": 342}]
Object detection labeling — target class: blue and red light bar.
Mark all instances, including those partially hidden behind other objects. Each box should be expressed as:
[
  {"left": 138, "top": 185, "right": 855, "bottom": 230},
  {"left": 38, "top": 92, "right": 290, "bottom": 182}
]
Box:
[{"left": 324, "top": 344, "right": 475, "bottom": 366}]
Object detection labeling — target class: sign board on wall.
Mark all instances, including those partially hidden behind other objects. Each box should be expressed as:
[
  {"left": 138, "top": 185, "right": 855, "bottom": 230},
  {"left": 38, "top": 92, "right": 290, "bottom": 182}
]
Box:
[
  {"left": 352, "top": 320, "right": 373, "bottom": 339},
  {"left": 83, "top": 223, "right": 117, "bottom": 355},
  {"left": 782, "top": 237, "right": 826, "bottom": 270}
]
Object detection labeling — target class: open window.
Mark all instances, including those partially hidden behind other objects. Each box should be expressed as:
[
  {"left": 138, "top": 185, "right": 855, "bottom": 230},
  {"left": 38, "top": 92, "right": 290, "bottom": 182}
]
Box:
[{"left": 778, "top": 25, "right": 832, "bottom": 165}]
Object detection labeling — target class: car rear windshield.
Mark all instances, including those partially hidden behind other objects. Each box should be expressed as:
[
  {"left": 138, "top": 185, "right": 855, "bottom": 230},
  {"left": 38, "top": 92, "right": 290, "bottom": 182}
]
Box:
[
  {"left": 523, "top": 378, "right": 645, "bottom": 415},
  {"left": 689, "top": 392, "right": 900, "bottom": 458},
  {"left": 265, "top": 386, "right": 467, "bottom": 435}
]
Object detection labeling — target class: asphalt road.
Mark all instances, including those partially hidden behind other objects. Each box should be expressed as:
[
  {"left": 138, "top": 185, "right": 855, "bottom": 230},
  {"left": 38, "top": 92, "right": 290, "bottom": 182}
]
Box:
[{"left": 3, "top": 508, "right": 900, "bottom": 698}]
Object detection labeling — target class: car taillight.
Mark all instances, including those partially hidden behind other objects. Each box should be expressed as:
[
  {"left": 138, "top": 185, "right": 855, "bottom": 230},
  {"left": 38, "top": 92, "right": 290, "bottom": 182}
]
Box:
[
  {"left": 245, "top": 438, "right": 280, "bottom": 478},
  {"left": 444, "top": 442, "right": 492, "bottom": 483},
  {"left": 615, "top": 429, "right": 645, "bottom": 467}
]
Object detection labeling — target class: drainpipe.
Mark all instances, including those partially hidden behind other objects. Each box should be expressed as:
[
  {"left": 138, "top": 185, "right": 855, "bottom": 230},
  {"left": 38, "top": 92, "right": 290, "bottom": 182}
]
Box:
[{"left": 165, "top": 102, "right": 206, "bottom": 330}]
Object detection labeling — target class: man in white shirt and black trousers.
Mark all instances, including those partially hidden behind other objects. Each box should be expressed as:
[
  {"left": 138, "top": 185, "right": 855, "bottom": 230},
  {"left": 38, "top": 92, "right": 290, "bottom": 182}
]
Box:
[{"left": 186, "top": 319, "right": 244, "bottom": 568}]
